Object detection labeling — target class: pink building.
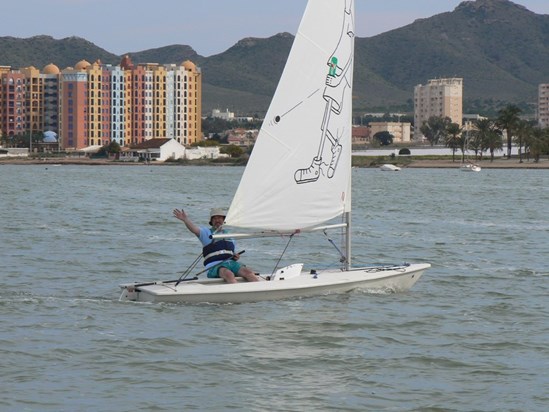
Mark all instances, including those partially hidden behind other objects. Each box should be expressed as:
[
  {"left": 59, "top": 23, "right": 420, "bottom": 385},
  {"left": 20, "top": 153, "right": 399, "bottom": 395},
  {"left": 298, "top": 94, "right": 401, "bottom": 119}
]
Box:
[{"left": 0, "top": 70, "right": 26, "bottom": 140}]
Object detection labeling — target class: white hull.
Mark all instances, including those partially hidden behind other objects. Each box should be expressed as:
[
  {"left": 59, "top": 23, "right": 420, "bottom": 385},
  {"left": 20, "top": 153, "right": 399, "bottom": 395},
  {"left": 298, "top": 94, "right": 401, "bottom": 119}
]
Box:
[
  {"left": 460, "top": 163, "right": 481, "bottom": 172},
  {"left": 119, "top": 263, "right": 430, "bottom": 304},
  {"left": 380, "top": 164, "right": 401, "bottom": 171}
]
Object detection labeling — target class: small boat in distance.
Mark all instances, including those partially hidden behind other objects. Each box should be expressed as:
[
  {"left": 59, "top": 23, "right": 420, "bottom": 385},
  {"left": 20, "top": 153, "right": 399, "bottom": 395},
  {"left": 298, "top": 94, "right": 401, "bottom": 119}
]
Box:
[
  {"left": 460, "top": 161, "right": 481, "bottom": 172},
  {"left": 380, "top": 164, "right": 401, "bottom": 171},
  {"left": 460, "top": 130, "right": 481, "bottom": 172}
]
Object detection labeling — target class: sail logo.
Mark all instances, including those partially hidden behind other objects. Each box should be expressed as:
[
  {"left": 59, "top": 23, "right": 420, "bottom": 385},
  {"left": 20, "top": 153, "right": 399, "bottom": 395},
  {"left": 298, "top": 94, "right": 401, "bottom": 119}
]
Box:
[
  {"left": 294, "top": 0, "right": 354, "bottom": 185},
  {"left": 328, "top": 57, "right": 339, "bottom": 77}
]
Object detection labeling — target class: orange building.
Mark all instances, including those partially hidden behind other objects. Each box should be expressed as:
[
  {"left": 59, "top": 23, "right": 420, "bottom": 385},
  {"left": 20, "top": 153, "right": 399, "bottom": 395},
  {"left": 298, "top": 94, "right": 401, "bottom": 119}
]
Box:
[
  {"left": 59, "top": 68, "right": 88, "bottom": 149},
  {"left": 180, "top": 61, "right": 202, "bottom": 146},
  {"left": 19, "top": 66, "right": 42, "bottom": 143}
]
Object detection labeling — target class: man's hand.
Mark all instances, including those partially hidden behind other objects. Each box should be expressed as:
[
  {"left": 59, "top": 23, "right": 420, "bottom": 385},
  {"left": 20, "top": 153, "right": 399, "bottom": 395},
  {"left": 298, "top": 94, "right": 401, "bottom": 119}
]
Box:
[
  {"left": 173, "top": 208, "right": 188, "bottom": 222},
  {"left": 173, "top": 208, "right": 200, "bottom": 236}
]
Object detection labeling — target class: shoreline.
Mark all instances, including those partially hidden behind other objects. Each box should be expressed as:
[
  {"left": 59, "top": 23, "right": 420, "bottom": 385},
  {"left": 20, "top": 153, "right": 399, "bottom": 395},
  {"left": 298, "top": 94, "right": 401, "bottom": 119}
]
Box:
[
  {"left": 1, "top": 156, "right": 548, "bottom": 169},
  {"left": 403, "top": 158, "right": 549, "bottom": 169}
]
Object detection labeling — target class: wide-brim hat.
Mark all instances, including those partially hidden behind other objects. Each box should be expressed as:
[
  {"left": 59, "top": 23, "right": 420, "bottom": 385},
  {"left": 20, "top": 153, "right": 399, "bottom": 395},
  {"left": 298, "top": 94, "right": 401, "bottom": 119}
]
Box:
[{"left": 209, "top": 208, "right": 226, "bottom": 225}]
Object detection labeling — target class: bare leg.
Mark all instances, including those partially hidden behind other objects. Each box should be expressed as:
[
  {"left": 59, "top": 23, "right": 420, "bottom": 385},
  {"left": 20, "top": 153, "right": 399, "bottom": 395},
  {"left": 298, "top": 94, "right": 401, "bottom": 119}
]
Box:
[
  {"left": 218, "top": 267, "right": 237, "bottom": 284},
  {"left": 238, "top": 267, "right": 259, "bottom": 282}
]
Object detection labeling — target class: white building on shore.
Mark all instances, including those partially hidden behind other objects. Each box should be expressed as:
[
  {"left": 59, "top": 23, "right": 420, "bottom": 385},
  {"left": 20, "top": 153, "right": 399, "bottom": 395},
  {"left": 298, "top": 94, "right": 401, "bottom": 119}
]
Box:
[
  {"left": 538, "top": 84, "right": 549, "bottom": 127},
  {"left": 212, "top": 109, "right": 235, "bottom": 121},
  {"left": 369, "top": 122, "right": 411, "bottom": 143},
  {"left": 414, "top": 78, "right": 463, "bottom": 140}
]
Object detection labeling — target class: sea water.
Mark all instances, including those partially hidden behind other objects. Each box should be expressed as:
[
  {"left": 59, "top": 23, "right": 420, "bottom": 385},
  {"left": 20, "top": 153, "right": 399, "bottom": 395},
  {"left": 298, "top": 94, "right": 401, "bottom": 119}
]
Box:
[{"left": 0, "top": 165, "right": 547, "bottom": 411}]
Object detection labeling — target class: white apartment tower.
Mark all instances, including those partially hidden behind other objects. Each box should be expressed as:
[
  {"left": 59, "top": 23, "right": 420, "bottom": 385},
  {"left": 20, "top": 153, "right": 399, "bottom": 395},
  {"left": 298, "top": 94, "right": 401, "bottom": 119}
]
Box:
[
  {"left": 538, "top": 84, "right": 549, "bottom": 127},
  {"left": 414, "top": 78, "right": 463, "bottom": 140}
]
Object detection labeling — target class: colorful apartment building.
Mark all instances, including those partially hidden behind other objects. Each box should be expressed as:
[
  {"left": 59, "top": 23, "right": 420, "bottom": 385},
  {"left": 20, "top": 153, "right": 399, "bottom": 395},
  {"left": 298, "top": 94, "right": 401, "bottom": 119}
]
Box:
[
  {"left": 0, "top": 68, "right": 26, "bottom": 140},
  {"left": 0, "top": 56, "right": 202, "bottom": 150},
  {"left": 414, "top": 78, "right": 463, "bottom": 140}
]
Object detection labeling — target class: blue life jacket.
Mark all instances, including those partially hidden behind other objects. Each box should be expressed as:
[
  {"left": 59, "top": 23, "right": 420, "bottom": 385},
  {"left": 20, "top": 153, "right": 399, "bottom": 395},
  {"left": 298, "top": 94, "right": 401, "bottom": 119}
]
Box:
[{"left": 202, "top": 239, "right": 235, "bottom": 266}]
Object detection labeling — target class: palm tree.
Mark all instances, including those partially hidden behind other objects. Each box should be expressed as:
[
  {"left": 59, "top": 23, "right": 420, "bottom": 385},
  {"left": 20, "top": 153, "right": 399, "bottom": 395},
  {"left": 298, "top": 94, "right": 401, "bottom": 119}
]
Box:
[
  {"left": 420, "top": 116, "right": 451, "bottom": 146},
  {"left": 475, "top": 118, "right": 503, "bottom": 162},
  {"left": 514, "top": 120, "right": 532, "bottom": 163},
  {"left": 525, "top": 127, "right": 549, "bottom": 163},
  {"left": 444, "top": 122, "right": 462, "bottom": 162},
  {"left": 496, "top": 104, "right": 521, "bottom": 159},
  {"left": 467, "top": 129, "right": 484, "bottom": 160}
]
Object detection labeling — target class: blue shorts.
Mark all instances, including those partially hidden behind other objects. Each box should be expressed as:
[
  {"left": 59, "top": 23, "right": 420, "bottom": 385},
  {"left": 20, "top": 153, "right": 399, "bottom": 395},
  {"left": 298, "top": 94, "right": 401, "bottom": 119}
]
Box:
[{"left": 207, "top": 260, "right": 243, "bottom": 278}]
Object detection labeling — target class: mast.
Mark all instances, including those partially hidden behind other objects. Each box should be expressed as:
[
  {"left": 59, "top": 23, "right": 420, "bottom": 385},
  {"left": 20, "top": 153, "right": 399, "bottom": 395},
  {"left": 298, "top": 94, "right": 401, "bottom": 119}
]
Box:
[{"left": 344, "top": 211, "right": 351, "bottom": 270}]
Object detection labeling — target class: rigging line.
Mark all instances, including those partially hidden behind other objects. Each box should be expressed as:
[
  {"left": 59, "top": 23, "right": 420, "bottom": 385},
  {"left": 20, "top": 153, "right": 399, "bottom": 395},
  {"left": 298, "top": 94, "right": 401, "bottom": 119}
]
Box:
[
  {"left": 176, "top": 252, "right": 203, "bottom": 283},
  {"left": 323, "top": 229, "right": 346, "bottom": 264},
  {"left": 270, "top": 233, "right": 296, "bottom": 277},
  {"left": 276, "top": 88, "right": 320, "bottom": 121}
]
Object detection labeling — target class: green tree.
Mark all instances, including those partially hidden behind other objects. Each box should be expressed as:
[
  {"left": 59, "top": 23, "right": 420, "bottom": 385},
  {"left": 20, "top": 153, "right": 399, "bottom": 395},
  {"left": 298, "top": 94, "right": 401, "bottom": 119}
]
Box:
[
  {"left": 514, "top": 120, "right": 533, "bottom": 163},
  {"left": 201, "top": 117, "right": 233, "bottom": 136},
  {"left": 221, "top": 144, "right": 244, "bottom": 158},
  {"left": 474, "top": 118, "right": 503, "bottom": 162},
  {"left": 420, "top": 116, "right": 451, "bottom": 146},
  {"left": 444, "top": 123, "right": 462, "bottom": 162},
  {"left": 107, "top": 140, "right": 121, "bottom": 154},
  {"left": 467, "top": 128, "right": 484, "bottom": 160},
  {"left": 496, "top": 104, "right": 521, "bottom": 159},
  {"left": 96, "top": 141, "right": 121, "bottom": 158},
  {"left": 0, "top": 132, "right": 7, "bottom": 147},
  {"left": 9, "top": 132, "right": 28, "bottom": 147},
  {"left": 191, "top": 139, "right": 220, "bottom": 147},
  {"left": 373, "top": 131, "right": 393, "bottom": 146},
  {"left": 525, "top": 127, "right": 549, "bottom": 163}
]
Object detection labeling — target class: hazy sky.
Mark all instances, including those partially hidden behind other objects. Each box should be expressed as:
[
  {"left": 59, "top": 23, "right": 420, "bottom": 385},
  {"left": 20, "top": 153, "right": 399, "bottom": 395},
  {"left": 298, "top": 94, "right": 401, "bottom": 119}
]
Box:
[{"left": 2, "top": 0, "right": 548, "bottom": 57}]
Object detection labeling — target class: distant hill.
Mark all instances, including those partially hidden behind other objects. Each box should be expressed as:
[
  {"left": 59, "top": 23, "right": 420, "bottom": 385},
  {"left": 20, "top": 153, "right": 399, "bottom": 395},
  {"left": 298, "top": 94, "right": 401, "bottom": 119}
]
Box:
[
  {"left": 198, "top": 33, "right": 294, "bottom": 115},
  {"left": 1, "top": 0, "right": 547, "bottom": 117},
  {"left": 125, "top": 44, "right": 203, "bottom": 66},
  {"left": 0, "top": 35, "right": 119, "bottom": 68},
  {"left": 355, "top": 0, "right": 549, "bottom": 113}
]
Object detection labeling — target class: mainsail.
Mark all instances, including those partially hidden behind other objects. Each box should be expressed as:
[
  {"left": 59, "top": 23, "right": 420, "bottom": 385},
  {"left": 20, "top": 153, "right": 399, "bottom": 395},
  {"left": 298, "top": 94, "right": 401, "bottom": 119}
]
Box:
[{"left": 225, "top": 0, "right": 355, "bottom": 231}]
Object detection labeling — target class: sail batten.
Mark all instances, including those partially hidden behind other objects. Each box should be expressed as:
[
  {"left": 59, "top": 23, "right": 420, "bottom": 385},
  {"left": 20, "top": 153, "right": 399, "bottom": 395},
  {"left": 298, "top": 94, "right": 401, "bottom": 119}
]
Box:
[{"left": 226, "top": 0, "right": 354, "bottom": 231}]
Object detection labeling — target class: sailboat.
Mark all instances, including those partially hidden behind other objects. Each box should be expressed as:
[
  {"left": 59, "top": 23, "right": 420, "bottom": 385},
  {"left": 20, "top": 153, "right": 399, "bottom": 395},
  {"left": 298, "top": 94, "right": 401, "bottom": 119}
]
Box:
[
  {"left": 460, "top": 131, "right": 481, "bottom": 172},
  {"left": 119, "top": 0, "right": 430, "bottom": 304}
]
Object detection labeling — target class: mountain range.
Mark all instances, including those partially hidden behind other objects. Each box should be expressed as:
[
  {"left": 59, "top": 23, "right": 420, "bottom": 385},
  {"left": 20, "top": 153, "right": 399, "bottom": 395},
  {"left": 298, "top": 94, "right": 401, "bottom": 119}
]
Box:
[{"left": 1, "top": 0, "right": 547, "bottom": 117}]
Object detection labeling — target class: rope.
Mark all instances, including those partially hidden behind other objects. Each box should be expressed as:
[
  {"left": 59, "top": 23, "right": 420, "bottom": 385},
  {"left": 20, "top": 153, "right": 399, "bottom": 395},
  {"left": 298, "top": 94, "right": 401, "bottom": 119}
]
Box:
[
  {"left": 323, "top": 229, "right": 346, "bottom": 264},
  {"left": 175, "top": 252, "right": 203, "bottom": 283},
  {"left": 270, "top": 233, "right": 296, "bottom": 276}
]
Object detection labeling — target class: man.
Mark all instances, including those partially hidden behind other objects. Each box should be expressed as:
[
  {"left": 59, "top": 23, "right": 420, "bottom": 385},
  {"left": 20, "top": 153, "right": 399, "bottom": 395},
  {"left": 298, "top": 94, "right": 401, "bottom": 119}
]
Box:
[{"left": 173, "top": 208, "right": 258, "bottom": 283}]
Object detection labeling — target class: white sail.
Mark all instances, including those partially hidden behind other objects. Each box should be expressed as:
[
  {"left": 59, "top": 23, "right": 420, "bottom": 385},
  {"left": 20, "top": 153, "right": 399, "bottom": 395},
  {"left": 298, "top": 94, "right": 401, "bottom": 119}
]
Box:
[{"left": 226, "top": 0, "right": 355, "bottom": 231}]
